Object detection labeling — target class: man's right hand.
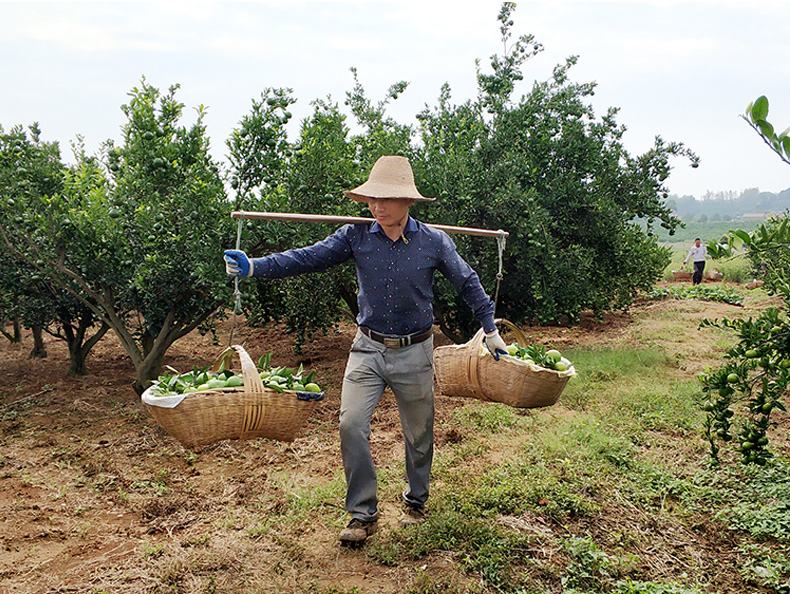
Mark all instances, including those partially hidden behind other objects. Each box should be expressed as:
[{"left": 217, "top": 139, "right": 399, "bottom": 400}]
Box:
[{"left": 224, "top": 250, "right": 253, "bottom": 278}]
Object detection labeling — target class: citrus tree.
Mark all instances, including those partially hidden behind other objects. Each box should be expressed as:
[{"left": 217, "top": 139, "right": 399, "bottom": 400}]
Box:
[
  {"left": 1, "top": 82, "right": 232, "bottom": 392},
  {"left": 414, "top": 3, "right": 697, "bottom": 340},
  {"left": 225, "top": 3, "right": 697, "bottom": 347},
  {"left": 701, "top": 96, "right": 790, "bottom": 465},
  {"left": 0, "top": 124, "right": 110, "bottom": 369},
  {"left": 226, "top": 86, "right": 412, "bottom": 351}
]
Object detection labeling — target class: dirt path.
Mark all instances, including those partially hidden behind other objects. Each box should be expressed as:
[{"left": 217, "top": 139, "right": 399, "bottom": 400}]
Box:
[{"left": 0, "top": 287, "right": 774, "bottom": 593}]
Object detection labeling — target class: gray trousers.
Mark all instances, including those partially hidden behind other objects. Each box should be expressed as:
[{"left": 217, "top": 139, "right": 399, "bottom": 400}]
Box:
[{"left": 339, "top": 330, "right": 435, "bottom": 522}]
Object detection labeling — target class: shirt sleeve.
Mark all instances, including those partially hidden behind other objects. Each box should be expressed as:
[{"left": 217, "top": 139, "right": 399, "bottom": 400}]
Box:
[
  {"left": 251, "top": 225, "right": 354, "bottom": 278},
  {"left": 435, "top": 232, "right": 497, "bottom": 333}
]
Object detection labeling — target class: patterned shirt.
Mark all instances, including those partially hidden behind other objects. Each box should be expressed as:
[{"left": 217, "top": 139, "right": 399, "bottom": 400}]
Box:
[{"left": 250, "top": 216, "right": 496, "bottom": 336}]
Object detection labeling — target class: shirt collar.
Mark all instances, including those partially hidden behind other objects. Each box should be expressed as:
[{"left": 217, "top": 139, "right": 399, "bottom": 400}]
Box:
[{"left": 370, "top": 215, "right": 417, "bottom": 235}]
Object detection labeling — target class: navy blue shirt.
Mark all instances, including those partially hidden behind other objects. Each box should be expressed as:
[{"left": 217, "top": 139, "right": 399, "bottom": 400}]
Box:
[{"left": 250, "top": 216, "right": 496, "bottom": 336}]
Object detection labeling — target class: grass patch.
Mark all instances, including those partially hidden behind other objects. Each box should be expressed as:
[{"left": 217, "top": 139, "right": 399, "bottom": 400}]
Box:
[
  {"left": 450, "top": 401, "right": 523, "bottom": 434},
  {"left": 560, "top": 347, "right": 678, "bottom": 410},
  {"left": 367, "top": 509, "right": 537, "bottom": 591}
]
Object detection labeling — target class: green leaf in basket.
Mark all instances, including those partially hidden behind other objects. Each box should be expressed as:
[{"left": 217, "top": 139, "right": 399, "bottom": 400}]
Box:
[
  {"left": 266, "top": 381, "right": 285, "bottom": 393},
  {"left": 258, "top": 352, "right": 272, "bottom": 370}
]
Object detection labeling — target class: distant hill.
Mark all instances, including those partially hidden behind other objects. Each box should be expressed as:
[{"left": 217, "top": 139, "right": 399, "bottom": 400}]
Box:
[{"left": 668, "top": 187, "right": 790, "bottom": 222}]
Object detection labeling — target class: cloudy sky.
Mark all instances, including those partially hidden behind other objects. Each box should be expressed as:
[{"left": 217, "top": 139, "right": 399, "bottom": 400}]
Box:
[{"left": 2, "top": 1, "right": 789, "bottom": 199}]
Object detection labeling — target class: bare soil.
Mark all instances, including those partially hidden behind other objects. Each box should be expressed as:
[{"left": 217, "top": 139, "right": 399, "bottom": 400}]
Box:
[{"left": 0, "top": 286, "right": 779, "bottom": 593}]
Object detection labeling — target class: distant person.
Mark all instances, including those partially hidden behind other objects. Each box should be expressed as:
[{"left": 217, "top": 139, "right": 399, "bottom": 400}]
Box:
[{"left": 683, "top": 238, "right": 708, "bottom": 285}]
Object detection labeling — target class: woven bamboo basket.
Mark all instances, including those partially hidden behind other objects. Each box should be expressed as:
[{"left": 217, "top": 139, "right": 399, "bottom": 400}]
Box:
[
  {"left": 671, "top": 269, "right": 693, "bottom": 281},
  {"left": 705, "top": 269, "right": 723, "bottom": 281},
  {"left": 142, "top": 345, "right": 323, "bottom": 448},
  {"left": 434, "top": 319, "right": 574, "bottom": 408}
]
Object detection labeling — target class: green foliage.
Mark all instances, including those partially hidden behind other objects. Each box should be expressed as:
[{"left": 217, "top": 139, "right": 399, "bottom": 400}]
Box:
[
  {"left": 452, "top": 402, "right": 520, "bottom": 433},
  {"left": 648, "top": 284, "right": 744, "bottom": 306},
  {"left": 413, "top": 6, "right": 695, "bottom": 338},
  {"left": 1, "top": 80, "right": 232, "bottom": 392},
  {"left": 738, "top": 543, "right": 790, "bottom": 592},
  {"left": 226, "top": 91, "right": 368, "bottom": 351},
  {"left": 447, "top": 456, "right": 601, "bottom": 521},
  {"left": 367, "top": 509, "right": 535, "bottom": 591},
  {"left": 742, "top": 95, "right": 790, "bottom": 166},
  {"left": 699, "top": 306, "right": 790, "bottom": 464},
  {"left": 561, "top": 536, "right": 620, "bottom": 591},
  {"left": 613, "top": 579, "right": 701, "bottom": 593},
  {"left": 714, "top": 461, "right": 790, "bottom": 542},
  {"left": 224, "top": 3, "right": 696, "bottom": 346},
  {"left": 0, "top": 126, "right": 112, "bottom": 370},
  {"left": 700, "top": 102, "right": 790, "bottom": 464},
  {"left": 659, "top": 219, "right": 764, "bottom": 245}
]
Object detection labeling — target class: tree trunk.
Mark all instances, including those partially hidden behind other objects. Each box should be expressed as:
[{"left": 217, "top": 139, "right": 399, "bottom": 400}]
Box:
[
  {"left": 1, "top": 314, "right": 23, "bottom": 343},
  {"left": 133, "top": 348, "right": 167, "bottom": 396},
  {"left": 67, "top": 322, "right": 110, "bottom": 376},
  {"left": 433, "top": 303, "right": 467, "bottom": 344},
  {"left": 337, "top": 283, "right": 359, "bottom": 319},
  {"left": 29, "top": 324, "right": 47, "bottom": 358},
  {"left": 13, "top": 315, "right": 21, "bottom": 342}
]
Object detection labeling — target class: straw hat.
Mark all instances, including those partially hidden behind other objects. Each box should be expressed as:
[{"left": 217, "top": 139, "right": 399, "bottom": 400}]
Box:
[{"left": 343, "top": 155, "right": 434, "bottom": 202}]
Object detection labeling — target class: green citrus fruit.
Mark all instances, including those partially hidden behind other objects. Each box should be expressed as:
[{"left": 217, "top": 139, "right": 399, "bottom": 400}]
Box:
[{"left": 225, "top": 375, "right": 244, "bottom": 388}]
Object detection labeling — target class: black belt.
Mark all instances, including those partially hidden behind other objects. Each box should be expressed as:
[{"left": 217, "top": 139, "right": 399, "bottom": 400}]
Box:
[{"left": 359, "top": 326, "right": 433, "bottom": 348}]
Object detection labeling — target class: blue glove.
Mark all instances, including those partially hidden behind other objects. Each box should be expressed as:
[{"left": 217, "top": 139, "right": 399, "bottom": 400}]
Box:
[
  {"left": 484, "top": 329, "right": 508, "bottom": 361},
  {"left": 224, "top": 249, "right": 253, "bottom": 278}
]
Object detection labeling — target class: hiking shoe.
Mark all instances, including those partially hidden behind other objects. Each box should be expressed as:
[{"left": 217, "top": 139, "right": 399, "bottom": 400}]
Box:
[
  {"left": 399, "top": 504, "right": 426, "bottom": 527},
  {"left": 339, "top": 519, "right": 377, "bottom": 544}
]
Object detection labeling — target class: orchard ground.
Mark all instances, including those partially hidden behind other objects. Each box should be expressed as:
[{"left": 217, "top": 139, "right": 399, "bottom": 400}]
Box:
[{"left": 1, "top": 281, "right": 788, "bottom": 593}]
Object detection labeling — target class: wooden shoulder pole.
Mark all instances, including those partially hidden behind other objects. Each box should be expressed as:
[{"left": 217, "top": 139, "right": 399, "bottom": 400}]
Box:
[{"left": 230, "top": 211, "right": 509, "bottom": 239}]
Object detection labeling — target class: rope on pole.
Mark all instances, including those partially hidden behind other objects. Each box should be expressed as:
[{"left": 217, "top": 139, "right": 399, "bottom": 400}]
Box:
[
  {"left": 228, "top": 213, "right": 244, "bottom": 347},
  {"left": 494, "top": 229, "right": 507, "bottom": 311}
]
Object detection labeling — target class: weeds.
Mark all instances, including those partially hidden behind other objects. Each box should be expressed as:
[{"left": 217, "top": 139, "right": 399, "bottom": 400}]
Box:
[
  {"left": 738, "top": 543, "right": 790, "bottom": 592},
  {"left": 649, "top": 284, "right": 745, "bottom": 306},
  {"left": 714, "top": 460, "right": 790, "bottom": 541}
]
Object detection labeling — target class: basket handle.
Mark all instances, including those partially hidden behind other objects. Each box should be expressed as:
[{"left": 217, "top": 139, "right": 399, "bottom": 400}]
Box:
[
  {"left": 211, "top": 345, "right": 266, "bottom": 395},
  {"left": 465, "top": 318, "right": 526, "bottom": 402},
  {"left": 469, "top": 318, "right": 528, "bottom": 354}
]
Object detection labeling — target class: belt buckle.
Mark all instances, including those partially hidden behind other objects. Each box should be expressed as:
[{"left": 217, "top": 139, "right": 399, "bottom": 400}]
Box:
[{"left": 383, "top": 337, "right": 403, "bottom": 348}]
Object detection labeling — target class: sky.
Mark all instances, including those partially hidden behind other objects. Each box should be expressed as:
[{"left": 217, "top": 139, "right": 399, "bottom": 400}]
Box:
[{"left": 1, "top": 1, "right": 789, "bottom": 200}]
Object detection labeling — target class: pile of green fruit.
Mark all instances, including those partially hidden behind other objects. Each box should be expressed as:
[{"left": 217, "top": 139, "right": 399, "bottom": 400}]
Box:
[
  {"left": 504, "top": 343, "right": 572, "bottom": 372},
  {"left": 149, "top": 352, "right": 322, "bottom": 397}
]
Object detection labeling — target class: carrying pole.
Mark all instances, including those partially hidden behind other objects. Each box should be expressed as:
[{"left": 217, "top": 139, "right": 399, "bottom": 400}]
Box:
[{"left": 230, "top": 211, "right": 509, "bottom": 239}]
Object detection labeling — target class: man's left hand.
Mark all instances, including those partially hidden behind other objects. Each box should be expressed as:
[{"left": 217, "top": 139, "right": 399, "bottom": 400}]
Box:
[{"left": 484, "top": 329, "right": 508, "bottom": 361}]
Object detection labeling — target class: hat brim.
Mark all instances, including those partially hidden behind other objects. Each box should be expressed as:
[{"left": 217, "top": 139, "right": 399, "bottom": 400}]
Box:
[{"left": 343, "top": 189, "right": 435, "bottom": 203}]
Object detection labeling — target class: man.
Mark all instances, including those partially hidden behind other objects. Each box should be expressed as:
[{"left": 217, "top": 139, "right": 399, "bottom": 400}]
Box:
[
  {"left": 223, "top": 155, "right": 508, "bottom": 545},
  {"left": 683, "top": 237, "right": 707, "bottom": 285}
]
